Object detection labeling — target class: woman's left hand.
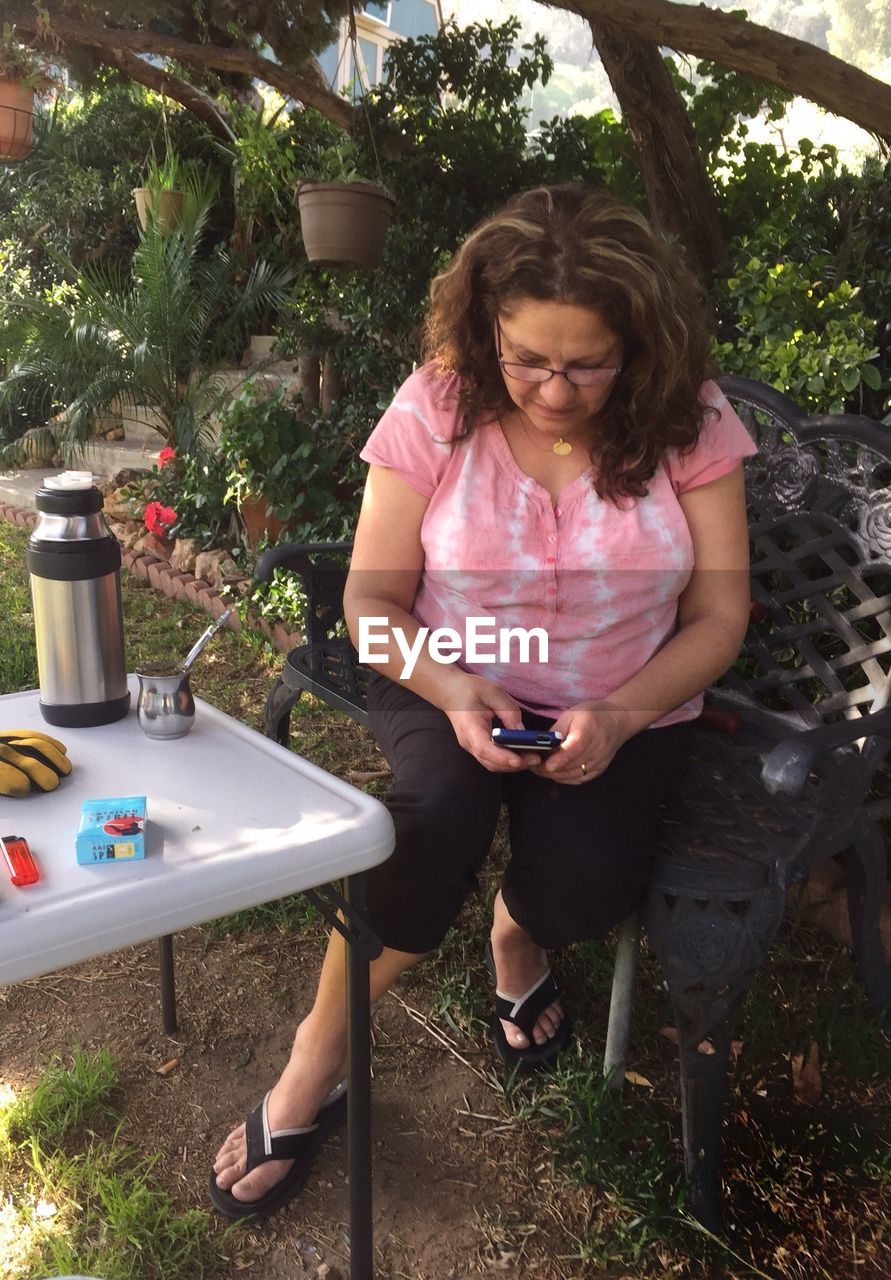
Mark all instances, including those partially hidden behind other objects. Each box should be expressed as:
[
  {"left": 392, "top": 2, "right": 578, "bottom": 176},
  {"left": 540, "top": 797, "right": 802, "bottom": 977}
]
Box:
[{"left": 533, "top": 699, "right": 635, "bottom": 785}]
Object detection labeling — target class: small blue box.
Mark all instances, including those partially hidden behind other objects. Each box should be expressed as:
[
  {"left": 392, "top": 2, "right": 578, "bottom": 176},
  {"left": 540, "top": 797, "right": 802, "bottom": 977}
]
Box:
[{"left": 76, "top": 796, "right": 147, "bottom": 864}]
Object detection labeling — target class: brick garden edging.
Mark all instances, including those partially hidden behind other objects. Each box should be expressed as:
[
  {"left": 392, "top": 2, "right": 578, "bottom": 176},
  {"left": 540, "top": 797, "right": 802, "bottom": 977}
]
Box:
[{"left": 0, "top": 501, "right": 302, "bottom": 656}]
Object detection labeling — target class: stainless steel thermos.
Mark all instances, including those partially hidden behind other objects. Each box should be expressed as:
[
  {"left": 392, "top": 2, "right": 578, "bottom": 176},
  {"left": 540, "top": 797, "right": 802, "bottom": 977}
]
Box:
[{"left": 27, "top": 472, "right": 130, "bottom": 726}]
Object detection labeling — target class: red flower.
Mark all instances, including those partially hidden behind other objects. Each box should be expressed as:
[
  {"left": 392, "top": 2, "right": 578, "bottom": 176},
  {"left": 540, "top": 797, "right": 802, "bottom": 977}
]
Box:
[
  {"left": 158, "top": 446, "right": 176, "bottom": 467},
  {"left": 145, "top": 501, "right": 176, "bottom": 536}
]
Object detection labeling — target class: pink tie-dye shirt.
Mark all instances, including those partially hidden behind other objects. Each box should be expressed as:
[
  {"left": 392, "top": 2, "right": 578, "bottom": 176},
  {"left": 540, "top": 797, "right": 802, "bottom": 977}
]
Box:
[{"left": 360, "top": 364, "right": 757, "bottom": 728}]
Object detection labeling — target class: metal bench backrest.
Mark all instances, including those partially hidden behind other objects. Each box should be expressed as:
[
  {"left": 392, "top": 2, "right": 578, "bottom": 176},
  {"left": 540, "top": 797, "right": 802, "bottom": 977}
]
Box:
[{"left": 717, "top": 375, "right": 891, "bottom": 778}]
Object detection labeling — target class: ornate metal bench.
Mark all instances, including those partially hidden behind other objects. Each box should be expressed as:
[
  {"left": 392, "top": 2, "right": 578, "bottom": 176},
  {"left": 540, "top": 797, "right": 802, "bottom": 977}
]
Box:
[{"left": 256, "top": 375, "right": 891, "bottom": 1231}]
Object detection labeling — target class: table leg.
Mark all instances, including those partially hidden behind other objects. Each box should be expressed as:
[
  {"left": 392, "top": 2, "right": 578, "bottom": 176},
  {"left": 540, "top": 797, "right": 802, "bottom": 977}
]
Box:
[
  {"left": 344, "top": 874, "right": 374, "bottom": 1280},
  {"left": 306, "top": 880, "right": 382, "bottom": 1280},
  {"left": 158, "top": 934, "right": 177, "bottom": 1035}
]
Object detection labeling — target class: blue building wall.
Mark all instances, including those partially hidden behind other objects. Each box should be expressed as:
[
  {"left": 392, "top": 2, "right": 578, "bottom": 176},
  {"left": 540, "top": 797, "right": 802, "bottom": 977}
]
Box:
[
  {"left": 315, "top": 42, "right": 342, "bottom": 88},
  {"left": 388, "top": 0, "right": 438, "bottom": 39},
  {"left": 317, "top": 1, "right": 439, "bottom": 89}
]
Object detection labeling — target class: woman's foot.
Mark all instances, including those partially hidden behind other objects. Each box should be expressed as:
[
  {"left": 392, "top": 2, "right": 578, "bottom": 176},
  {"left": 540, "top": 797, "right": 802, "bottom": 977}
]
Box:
[
  {"left": 211, "top": 1021, "right": 347, "bottom": 1206},
  {"left": 489, "top": 889, "right": 564, "bottom": 1051}
]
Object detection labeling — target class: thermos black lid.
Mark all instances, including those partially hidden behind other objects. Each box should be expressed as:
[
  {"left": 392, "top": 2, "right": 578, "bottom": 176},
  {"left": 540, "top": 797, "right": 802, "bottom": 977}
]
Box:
[{"left": 35, "top": 484, "right": 104, "bottom": 516}]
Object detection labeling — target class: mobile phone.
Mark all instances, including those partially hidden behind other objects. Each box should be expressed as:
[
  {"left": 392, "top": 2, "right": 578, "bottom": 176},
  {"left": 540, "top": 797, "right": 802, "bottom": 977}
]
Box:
[{"left": 491, "top": 728, "right": 564, "bottom": 753}]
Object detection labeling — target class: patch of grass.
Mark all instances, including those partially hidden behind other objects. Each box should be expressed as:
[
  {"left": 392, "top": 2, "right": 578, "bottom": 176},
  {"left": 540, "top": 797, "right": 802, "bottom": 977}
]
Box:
[
  {"left": 499, "top": 1054, "right": 689, "bottom": 1265},
  {"left": 428, "top": 958, "right": 490, "bottom": 1038},
  {"left": 1, "top": 1045, "right": 118, "bottom": 1150},
  {"left": 0, "top": 1047, "right": 231, "bottom": 1280},
  {"left": 14, "top": 1138, "right": 227, "bottom": 1280},
  {"left": 203, "top": 891, "right": 325, "bottom": 940},
  {"left": 0, "top": 523, "right": 38, "bottom": 693},
  {"left": 739, "top": 917, "right": 891, "bottom": 1084}
]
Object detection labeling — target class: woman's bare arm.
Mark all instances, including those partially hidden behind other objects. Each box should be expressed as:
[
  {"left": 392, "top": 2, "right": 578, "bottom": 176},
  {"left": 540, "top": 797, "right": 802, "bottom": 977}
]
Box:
[
  {"left": 344, "top": 465, "right": 529, "bottom": 768},
  {"left": 599, "top": 464, "right": 752, "bottom": 736}
]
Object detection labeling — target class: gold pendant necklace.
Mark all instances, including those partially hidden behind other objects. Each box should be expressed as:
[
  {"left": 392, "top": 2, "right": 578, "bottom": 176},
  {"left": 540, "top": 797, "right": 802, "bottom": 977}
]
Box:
[{"left": 518, "top": 413, "right": 575, "bottom": 456}]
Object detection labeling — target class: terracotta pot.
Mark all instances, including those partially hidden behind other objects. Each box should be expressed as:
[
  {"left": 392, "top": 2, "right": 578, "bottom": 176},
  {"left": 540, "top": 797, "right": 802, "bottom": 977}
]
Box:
[
  {"left": 296, "top": 181, "right": 395, "bottom": 269},
  {"left": 0, "top": 79, "right": 34, "bottom": 159},
  {"left": 239, "top": 494, "right": 290, "bottom": 551},
  {"left": 133, "top": 187, "right": 185, "bottom": 234}
]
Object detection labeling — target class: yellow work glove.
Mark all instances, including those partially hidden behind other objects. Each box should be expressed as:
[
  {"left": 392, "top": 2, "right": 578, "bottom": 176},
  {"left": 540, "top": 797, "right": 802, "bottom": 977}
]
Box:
[{"left": 0, "top": 729, "right": 72, "bottom": 796}]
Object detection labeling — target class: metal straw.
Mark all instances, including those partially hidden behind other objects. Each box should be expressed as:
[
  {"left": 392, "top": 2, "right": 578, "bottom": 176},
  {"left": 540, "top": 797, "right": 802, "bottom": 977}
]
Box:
[{"left": 180, "top": 607, "right": 235, "bottom": 673}]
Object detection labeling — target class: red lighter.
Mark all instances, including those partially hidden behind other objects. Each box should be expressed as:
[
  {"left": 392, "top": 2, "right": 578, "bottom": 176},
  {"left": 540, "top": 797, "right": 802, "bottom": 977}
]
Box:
[{"left": 1, "top": 834, "right": 40, "bottom": 886}]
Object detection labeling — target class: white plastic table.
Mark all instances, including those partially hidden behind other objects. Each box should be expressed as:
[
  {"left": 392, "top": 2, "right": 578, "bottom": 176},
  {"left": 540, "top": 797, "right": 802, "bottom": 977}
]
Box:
[{"left": 0, "top": 678, "right": 395, "bottom": 1280}]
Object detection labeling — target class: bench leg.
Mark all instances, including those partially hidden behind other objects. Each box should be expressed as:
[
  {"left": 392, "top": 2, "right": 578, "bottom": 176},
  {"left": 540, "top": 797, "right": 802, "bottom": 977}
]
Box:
[
  {"left": 673, "top": 1009, "right": 735, "bottom": 1233},
  {"left": 644, "top": 878, "right": 785, "bottom": 1231},
  {"left": 604, "top": 912, "right": 640, "bottom": 1090},
  {"left": 263, "top": 677, "right": 303, "bottom": 746},
  {"left": 842, "top": 819, "right": 891, "bottom": 1017}
]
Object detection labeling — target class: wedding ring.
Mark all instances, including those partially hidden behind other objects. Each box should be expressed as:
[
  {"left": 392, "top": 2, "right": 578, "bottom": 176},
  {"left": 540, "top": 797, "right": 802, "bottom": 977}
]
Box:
[{"left": 580, "top": 762, "right": 587, "bottom": 774}]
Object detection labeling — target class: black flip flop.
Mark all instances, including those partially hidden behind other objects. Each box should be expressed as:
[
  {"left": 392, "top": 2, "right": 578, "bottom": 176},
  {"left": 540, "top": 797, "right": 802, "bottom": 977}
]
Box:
[
  {"left": 208, "top": 1080, "right": 347, "bottom": 1219},
  {"left": 485, "top": 941, "right": 573, "bottom": 1073}
]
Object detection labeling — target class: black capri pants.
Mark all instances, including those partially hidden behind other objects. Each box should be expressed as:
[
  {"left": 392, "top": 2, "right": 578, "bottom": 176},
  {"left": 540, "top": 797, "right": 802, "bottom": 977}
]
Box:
[{"left": 364, "top": 672, "right": 694, "bottom": 954}]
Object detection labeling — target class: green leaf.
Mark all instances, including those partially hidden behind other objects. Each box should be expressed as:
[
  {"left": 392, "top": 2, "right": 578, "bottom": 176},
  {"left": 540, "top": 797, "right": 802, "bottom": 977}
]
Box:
[
  {"left": 861, "top": 363, "right": 882, "bottom": 391},
  {"left": 840, "top": 367, "right": 861, "bottom": 393}
]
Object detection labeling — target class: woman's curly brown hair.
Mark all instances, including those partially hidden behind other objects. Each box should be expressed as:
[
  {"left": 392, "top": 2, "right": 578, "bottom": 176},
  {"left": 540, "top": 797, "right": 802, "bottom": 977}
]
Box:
[{"left": 422, "top": 184, "right": 717, "bottom": 505}]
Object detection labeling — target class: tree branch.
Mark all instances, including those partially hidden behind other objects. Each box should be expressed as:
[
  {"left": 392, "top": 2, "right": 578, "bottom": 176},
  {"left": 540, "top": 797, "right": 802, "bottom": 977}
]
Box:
[
  {"left": 7, "top": 8, "right": 358, "bottom": 133},
  {"left": 542, "top": 0, "right": 891, "bottom": 141},
  {"left": 104, "top": 47, "right": 235, "bottom": 141}
]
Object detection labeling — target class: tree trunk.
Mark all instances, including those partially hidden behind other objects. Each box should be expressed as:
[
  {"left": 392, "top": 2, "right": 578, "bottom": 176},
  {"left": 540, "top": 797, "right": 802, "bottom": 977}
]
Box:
[
  {"left": 591, "top": 22, "right": 726, "bottom": 279},
  {"left": 297, "top": 355, "right": 322, "bottom": 410},
  {"left": 321, "top": 355, "right": 343, "bottom": 414}
]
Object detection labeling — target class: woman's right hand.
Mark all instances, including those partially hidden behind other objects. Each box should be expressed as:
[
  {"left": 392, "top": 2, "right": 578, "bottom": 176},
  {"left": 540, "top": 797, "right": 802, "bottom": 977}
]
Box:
[{"left": 444, "top": 675, "right": 538, "bottom": 772}]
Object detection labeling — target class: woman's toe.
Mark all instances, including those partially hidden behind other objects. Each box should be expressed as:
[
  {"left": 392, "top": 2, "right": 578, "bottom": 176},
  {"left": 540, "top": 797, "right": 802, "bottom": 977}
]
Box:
[
  {"left": 214, "top": 1160, "right": 244, "bottom": 1191},
  {"left": 536, "top": 1003, "right": 564, "bottom": 1041},
  {"left": 231, "top": 1171, "right": 263, "bottom": 1202},
  {"left": 231, "top": 1161, "right": 290, "bottom": 1204},
  {"left": 214, "top": 1124, "right": 245, "bottom": 1162},
  {"left": 504, "top": 1020, "right": 530, "bottom": 1048}
]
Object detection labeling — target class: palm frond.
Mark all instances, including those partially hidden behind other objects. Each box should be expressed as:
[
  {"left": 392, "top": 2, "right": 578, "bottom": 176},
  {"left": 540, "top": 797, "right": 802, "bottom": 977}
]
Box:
[{"left": 0, "top": 179, "right": 292, "bottom": 460}]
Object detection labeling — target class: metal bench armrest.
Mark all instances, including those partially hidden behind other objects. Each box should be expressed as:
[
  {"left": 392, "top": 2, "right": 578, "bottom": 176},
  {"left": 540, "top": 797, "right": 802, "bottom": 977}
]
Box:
[
  {"left": 762, "top": 705, "right": 891, "bottom": 797},
  {"left": 254, "top": 541, "right": 353, "bottom": 584},
  {"left": 704, "top": 688, "right": 809, "bottom": 740}
]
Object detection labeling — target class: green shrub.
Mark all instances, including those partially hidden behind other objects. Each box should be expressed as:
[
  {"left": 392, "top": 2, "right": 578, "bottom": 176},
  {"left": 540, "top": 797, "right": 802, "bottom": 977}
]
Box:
[
  {"left": 141, "top": 379, "right": 362, "bottom": 557},
  {"left": 714, "top": 251, "right": 882, "bottom": 412},
  {"left": 219, "top": 379, "right": 357, "bottom": 530}
]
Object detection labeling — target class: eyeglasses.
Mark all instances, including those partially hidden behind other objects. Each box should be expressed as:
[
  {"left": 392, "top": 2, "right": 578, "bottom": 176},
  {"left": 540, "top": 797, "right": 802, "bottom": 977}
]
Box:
[{"left": 496, "top": 319, "right": 622, "bottom": 388}]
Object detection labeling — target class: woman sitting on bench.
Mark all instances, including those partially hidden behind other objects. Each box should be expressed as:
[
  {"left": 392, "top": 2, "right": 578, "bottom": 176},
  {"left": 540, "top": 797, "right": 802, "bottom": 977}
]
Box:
[{"left": 210, "top": 183, "right": 756, "bottom": 1219}]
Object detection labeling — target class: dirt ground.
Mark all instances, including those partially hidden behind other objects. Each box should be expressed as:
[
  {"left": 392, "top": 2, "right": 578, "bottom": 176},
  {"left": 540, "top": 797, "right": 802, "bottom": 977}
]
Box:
[{"left": 1, "top": 918, "right": 578, "bottom": 1280}]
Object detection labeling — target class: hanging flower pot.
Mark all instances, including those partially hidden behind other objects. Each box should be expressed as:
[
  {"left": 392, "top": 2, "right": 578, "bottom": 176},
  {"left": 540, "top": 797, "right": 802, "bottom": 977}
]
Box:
[
  {"left": 133, "top": 187, "right": 185, "bottom": 234},
  {"left": 0, "top": 79, "right": 34, "bottom": 159},
  {"left": 296, "top": 180, "right": 395, "bottom": 269}
]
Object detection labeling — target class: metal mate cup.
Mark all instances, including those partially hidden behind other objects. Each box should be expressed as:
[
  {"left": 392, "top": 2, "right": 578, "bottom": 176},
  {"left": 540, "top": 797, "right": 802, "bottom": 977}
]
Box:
[{"left": 135, "top": 665, "right": 196, "bottom": 739}]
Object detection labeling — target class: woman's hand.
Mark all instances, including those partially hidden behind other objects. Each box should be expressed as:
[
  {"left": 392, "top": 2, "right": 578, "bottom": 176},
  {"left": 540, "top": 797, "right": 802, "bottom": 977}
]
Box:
[
  {"left": 444, "top": 675, "right": 539, "bottom": 773},
  {"left": 535, "top": 699, "right": 634, "bottom": 785}
]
